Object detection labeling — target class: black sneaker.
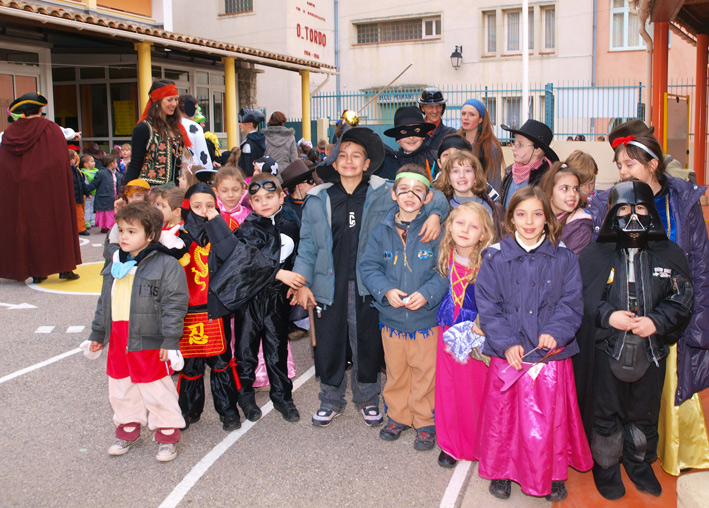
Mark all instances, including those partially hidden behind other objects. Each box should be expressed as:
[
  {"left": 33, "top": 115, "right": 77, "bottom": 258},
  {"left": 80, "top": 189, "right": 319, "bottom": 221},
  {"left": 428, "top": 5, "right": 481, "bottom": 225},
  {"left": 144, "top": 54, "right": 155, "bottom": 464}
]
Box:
[
  {"left": 545, "top": 481, "right": 567, "bottom": 502},
  {"left": 274, "top": 401, "right": 300, "bottom": 423},
  {"left": 413, "top": 429, "right": 436, "bottom": 451},
  {"left": 379, "top": 421, "right": 410, "bottom": 441},
  {"left": 311, "top": 408, "right": 341, "bottom": 427},
  {"left": 242, "top": 403, "right": 262, "bottom": 422},
  {"left": 489, "top": 479, "right": 511, "bottom": 499}
]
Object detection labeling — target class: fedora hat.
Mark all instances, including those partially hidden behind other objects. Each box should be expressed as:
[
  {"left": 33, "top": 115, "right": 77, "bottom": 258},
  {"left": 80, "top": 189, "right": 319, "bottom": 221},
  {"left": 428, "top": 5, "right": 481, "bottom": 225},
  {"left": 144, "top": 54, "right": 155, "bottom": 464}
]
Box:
[
  {"left": 383, "top": 106, "right": 435, "bottom": 140},
  {"left": 501, "top": 119, "right": 558, "bottom": 162},
  {"left": 281, "top": 159, "right": 316, "bottom": 188}
]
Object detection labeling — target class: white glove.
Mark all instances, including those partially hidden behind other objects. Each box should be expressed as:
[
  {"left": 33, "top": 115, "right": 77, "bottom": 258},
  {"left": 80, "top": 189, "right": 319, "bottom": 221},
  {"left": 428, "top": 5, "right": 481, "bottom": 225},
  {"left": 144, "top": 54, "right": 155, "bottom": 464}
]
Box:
[
  {"left": 167, "top": 350, "right": 184, "bottom": 371},
  {"left": 159, "top": 225, "right": 185, "bottom": 250}
]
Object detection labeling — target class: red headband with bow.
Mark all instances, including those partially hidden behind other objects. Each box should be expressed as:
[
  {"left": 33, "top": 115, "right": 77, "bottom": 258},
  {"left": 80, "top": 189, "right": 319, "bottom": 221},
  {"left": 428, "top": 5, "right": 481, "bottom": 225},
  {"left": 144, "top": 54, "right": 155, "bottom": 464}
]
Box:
[
  {"left": 611, "top": 135, "right": 636, "bottom": 148},
  {"left": 137, "top": 84, "right": 191, "bottom": 147}
]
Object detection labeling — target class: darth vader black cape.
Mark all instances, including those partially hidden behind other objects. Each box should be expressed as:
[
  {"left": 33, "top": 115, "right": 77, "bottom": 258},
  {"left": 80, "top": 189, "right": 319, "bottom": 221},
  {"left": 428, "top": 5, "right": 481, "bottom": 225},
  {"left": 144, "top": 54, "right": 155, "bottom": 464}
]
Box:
[
  {"left": 574, "top": 239, "right": 692, "bottom": 442},
  {"left": 205, "top": 211, "right": 298, "bottom": 319}
]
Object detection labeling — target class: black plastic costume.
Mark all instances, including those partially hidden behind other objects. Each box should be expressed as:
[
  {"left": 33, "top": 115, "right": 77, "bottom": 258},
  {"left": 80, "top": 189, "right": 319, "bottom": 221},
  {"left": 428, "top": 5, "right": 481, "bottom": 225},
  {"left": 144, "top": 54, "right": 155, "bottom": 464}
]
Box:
[
  {"left": 575, "top": 182, "right": 694, "bottom": 499},
  {"left": 205, "top": 207, "right": 299, "bottom": 410}
]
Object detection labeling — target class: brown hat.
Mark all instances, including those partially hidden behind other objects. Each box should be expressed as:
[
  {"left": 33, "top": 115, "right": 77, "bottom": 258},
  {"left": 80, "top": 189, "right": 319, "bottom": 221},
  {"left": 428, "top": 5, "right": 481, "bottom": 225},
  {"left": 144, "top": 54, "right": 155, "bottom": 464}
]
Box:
[
  {"left": 281, "top": 159, "right": 316, "bottom": 188},
  {"left": 608, "top": 119, "right": 655, "bottom": 146}
]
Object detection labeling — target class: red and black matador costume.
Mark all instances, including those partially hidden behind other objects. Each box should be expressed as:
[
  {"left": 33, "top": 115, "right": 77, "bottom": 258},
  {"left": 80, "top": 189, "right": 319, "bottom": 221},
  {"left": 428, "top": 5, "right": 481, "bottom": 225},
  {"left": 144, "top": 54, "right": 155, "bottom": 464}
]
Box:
[{"left": 177, "top": 183, "right": 241, "bottom": 427}]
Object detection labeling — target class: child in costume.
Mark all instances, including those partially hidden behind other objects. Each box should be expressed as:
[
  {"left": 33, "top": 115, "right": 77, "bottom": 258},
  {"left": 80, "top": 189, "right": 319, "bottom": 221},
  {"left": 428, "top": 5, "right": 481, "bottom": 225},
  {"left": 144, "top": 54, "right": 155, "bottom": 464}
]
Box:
[
  {"left": 177, "top": 183, "right": 242, "bottom": 431},
  {"left": 434, "top": 202, "right": 495, "bottom": 468},
  {"left": 474, "top": 186, "right": 592, "bottom": 502},
  {"left": 88, "top": 202, "right": 188, "bottom": 462},
  {"left": 540, "top": 162, "right": 592, "bottom": 255},
  {"left": 206, "top": 173, "right": 304, "bottom": 423},
  {"left": 433, "top": 150, "right": 504, "bottom": 238},
  {"left": 377, "top": 106, "right": 436, "bottom": 180},
  {"left": 578, "top": 181, "right": 693, "bottom": 499},
  {"left": 80, "top": 154, "right": 97, "bottom": 228},
  {"left": 70, "top": 150, "right": 90, "bottom": 237},
  {"left": 214, "top": 165, "right": 251, "bottom": 225},
  {"left": 292, "top": 127, "right": 449, "bottom": 429},
  {"left": 85, "top": 154, "right": 120, "bottom": 232},
  {"left": 360, "top": 164, "right": 448, "bottom": 450}
]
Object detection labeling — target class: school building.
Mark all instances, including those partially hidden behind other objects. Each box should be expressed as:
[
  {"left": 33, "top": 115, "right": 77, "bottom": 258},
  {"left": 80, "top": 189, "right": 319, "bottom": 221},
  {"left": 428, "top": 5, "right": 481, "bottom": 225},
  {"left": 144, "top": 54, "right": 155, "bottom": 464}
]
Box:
[{"left": 0, "top": 0, "right": 335, "bottom": 153}]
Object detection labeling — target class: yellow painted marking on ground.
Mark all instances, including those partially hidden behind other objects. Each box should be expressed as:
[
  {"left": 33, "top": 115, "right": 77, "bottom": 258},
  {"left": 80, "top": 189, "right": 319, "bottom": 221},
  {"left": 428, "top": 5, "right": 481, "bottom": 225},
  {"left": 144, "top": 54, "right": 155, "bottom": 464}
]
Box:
[{"left": 27, "top": 262, "right": 103, "bottom": 295}]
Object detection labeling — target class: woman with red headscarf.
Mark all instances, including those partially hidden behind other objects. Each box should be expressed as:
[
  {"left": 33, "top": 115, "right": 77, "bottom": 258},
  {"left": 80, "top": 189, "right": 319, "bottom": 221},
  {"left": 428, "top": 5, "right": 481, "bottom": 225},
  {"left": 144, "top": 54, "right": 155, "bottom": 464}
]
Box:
[{"left": 123, "top": 80, "right": 191, "bottom": 187}]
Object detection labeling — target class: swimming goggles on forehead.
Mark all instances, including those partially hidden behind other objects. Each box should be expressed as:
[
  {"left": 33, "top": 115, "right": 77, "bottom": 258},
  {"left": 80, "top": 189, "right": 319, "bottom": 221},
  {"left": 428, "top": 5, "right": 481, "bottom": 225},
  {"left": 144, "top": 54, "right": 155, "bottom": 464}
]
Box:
[{"left": 248, "top": 180, "right": 279, "bottom": 195}]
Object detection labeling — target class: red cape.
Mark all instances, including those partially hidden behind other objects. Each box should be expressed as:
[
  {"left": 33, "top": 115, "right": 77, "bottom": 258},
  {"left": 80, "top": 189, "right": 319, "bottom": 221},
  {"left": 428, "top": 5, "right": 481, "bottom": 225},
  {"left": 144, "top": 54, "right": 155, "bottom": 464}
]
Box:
[{"left": 0, "top": 117, "right": 81, "bottom": 280}]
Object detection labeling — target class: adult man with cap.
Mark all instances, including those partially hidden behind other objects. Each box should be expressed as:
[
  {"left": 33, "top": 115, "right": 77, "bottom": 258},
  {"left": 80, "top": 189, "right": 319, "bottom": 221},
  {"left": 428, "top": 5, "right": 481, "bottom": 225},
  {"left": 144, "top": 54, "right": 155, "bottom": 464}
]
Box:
[
  {"left": 292, "top": 127, "right": 450, "bottom": 429},
  {"left": 179, "top": 94, "right": 213, "bottom": 171},
  {"left": 499, "top": 119, "right": 559, "bottom": 208},
  {"left": 0, "top": 92, "right": 81, "bottom": 282},
  {"left": 237, "top": 107, "right": 266, "bottom": 177},
  {"left": 377, "top": 106, "right": 437, "bottom": 180},
  {"left": 419, "top": 87, "right": 457, "bottom": 152}
]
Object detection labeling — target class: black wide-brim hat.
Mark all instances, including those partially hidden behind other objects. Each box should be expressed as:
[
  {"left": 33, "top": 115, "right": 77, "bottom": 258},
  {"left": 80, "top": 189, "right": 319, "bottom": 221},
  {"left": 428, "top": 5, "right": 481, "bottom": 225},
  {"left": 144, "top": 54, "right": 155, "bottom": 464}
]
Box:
[
  {"left": 9, "top": 92, "right": 48, "bottom": 115},
  {"left": 281, "top": 159, "right": 316, "bottom": 188},
  {"left": 316, "top": 127, "right": 385, "bottom": 182},
  {"left": 383, "top": 106, "right": 435, "bottom": 140},
  {"left": 501, "top": 119, "right": 559, "bottom": 162}
]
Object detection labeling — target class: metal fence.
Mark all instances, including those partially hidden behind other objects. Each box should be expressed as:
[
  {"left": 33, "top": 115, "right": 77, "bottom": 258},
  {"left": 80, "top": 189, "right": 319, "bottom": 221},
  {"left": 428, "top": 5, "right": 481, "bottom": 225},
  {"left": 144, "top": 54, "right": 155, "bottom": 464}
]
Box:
[{"left": 310, "top": 80, "right": 697, "bottom": 144}]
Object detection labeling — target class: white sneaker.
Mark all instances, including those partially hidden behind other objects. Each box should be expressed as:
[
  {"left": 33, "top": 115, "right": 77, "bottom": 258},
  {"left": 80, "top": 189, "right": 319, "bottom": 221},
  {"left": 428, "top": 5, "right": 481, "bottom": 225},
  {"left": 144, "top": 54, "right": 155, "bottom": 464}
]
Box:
[
  {"left": 156, "top": 442, "right": 177, "bottom": 462},
  {"left": 108, "top": 438, "right": 132, "bottom": 456},
  {"left": 360, "top": 405, "right": 384, "bottom": 427}
]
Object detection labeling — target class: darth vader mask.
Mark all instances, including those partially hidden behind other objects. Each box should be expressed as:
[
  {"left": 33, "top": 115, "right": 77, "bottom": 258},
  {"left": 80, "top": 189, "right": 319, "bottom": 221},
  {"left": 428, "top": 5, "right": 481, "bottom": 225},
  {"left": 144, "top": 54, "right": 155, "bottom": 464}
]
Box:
[{"left": 597, "top": 181, "right": 666, "bottom": 249}]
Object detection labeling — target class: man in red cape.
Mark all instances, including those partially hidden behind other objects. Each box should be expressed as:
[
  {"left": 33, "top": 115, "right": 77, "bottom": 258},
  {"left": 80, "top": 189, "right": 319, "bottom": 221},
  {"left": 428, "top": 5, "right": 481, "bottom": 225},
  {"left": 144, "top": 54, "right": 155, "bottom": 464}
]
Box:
[{"left": 0, "top": 93, "right": 81, "bottom": 281}]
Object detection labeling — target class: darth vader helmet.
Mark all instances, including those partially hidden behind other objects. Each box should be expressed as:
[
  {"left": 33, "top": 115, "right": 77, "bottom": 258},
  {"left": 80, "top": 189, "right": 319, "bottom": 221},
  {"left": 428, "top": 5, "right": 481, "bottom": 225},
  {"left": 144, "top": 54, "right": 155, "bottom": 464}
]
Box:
[{"left": 597, "top": 181, "right": 666, "bottom": 248}]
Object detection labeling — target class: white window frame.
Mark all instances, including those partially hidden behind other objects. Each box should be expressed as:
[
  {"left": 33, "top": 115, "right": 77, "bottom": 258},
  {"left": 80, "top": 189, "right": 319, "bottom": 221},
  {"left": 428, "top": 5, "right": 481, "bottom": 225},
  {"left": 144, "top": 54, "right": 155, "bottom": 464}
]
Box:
[
  {"left": 354, "top": 14, "right": 442, "bottom": 45},
  {"left": 610, "top": 0, "right": 646, "bottom": 51},
  {"left": 541, "top": 6, "right": 556, "bottom": 52},
  {"left": 422, "top": 17, "right": 442, "bottom": 39},
  {"left": 483, "top": 11, "right": 497, "bottom": 55},
  {"left": 503, "top": 8, "right": 534, "bottom": 55}
]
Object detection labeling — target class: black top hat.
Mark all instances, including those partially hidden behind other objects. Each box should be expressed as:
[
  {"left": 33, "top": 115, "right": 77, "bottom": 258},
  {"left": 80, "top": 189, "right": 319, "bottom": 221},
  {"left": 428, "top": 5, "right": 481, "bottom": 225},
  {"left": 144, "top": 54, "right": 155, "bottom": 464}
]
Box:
[
  {"left": 608, "top": 119, "right": 655, "bottom": 147},
  {"left": 383, "top": 106, "right": 435, "bottom": 140},
  {"left": 281, "top": 159, "right": 316, "bottom": 188},
  {"left": 316, "top": 127, "right": 385, "bottom": 182},
  {"left": 238, "top": 107, "right": 265, "bottom": 124},
  {"left": 9, "top": 92, "right": 48, "bottom": 115},
  {"left": 501, "top": 119, "right": 558, "bottom": 162}
]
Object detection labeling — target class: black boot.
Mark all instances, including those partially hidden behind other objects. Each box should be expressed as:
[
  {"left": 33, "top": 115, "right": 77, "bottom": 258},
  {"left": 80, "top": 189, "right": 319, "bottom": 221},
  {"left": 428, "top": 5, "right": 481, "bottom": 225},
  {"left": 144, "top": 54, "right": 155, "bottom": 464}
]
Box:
[
  {"left": 545, "top": 481, "right": 567, "bottom": 502},
  {"left": 623, "top": 458, "right": 662, "bottom": 496},
  {"left": 592, "top": 462, "right": 625, "bottom": 500}
]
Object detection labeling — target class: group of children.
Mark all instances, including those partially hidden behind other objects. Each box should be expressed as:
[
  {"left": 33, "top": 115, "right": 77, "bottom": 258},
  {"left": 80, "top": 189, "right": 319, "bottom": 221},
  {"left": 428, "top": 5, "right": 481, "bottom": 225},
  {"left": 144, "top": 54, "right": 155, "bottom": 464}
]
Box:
[{"left": 86, "top": 118, "right": 697, "bottom": 503}]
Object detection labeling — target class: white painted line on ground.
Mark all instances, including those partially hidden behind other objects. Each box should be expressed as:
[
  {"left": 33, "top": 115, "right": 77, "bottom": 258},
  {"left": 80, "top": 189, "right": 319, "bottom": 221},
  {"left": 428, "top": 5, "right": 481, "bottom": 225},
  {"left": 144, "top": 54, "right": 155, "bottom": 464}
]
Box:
[
  {"left": 66, "top": 326, "right": 86, "bottom": 333},
  {"left": 0, "top": 348, "right": 82, "bottom": 385},
  {"left": 440, "top": 460, "right": 473, "bottom": 508},
  {"left": 92, "top": 243, "right": 103, "bottom": 247},
  {"left": 79, "top": 238, "right": 90, "bottom": 246},
  {"left": 35, "top": 326, "right": 55, "bottom": 334},
  {"left": 158, "top": 365, "right": 316, "bottom": 508}
]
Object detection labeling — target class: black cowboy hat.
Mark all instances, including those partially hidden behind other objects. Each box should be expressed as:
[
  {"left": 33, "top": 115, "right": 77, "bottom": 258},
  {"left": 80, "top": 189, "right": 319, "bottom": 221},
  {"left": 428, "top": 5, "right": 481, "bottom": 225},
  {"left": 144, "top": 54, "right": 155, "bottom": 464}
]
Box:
[
  {"left": 608, "top": 119, "right": 655, "bottom": 147},
  {"left": 383, "top": 106, "right": 435, "bottom": 140},
  {"left": 316, "top": 127, "right": 385, "bottom": 182},
  {"left": 501, "top": 119, "right": 559, "bottom": 162},
  {"left": 238, "top": 107, "right": 265, "bottom": 124}
]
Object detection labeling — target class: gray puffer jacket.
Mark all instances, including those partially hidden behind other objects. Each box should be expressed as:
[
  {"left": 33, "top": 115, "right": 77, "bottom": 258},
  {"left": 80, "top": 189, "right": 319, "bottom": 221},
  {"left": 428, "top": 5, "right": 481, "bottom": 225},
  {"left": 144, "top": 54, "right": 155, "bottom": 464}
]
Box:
[
  {"left": 89, "top": 247, "right": 189, "bottom": 351},
  {"left": 263, "top": 125, "right": 298, "bottom": 170}
]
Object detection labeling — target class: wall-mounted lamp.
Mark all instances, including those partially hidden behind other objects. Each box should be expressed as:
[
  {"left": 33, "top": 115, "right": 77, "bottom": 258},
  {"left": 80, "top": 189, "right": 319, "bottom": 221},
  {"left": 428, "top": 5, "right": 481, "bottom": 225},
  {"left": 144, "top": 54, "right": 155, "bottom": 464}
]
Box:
[{"left": 450, "top": 46, "right": 463, "bottom": 70}]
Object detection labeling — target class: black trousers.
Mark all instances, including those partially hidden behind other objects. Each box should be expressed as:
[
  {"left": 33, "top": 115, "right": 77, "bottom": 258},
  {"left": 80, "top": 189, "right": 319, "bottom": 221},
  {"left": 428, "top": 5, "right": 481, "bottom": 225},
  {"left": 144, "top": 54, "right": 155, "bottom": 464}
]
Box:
[
  {"left": 592, "top": 351, "right": 666, "bottom": 465},
  {"left": 233, "top": 287, "right": 292, "bottom": 408},
  {"left": 178, "top": 315, "right": 240, "bottom": 420}
]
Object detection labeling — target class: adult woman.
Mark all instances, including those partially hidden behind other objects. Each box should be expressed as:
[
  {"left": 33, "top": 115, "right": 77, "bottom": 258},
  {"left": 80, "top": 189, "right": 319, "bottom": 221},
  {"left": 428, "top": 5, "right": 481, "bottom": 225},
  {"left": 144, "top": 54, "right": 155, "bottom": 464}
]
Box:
[
  {"left": 458, "top": 99, "right": 504, "bottom": 193},
  {"left": 263, "top": 111, "right": 298, "bottom": 170},
  {"left": 587, "top": 134, "right": 709, "bottom": 476},
  {"left": 123, "top": 80, "right": 190, "bottom": 187}
]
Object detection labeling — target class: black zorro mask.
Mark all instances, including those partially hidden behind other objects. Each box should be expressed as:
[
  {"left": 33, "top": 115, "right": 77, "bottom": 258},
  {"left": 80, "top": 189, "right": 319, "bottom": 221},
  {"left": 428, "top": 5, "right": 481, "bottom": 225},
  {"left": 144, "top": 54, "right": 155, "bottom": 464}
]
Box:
[{"left": 597, "top": 181, "right": 666, "bottom": 249}]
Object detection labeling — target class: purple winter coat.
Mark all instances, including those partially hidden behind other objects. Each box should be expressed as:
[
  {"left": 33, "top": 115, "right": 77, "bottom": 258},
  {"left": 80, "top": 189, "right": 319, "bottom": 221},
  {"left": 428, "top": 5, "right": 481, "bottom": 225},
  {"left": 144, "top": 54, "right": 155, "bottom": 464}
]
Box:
[
  {"left": 588, "top": 177, "right": 709, "bottom": 404},
  {"left": 475, "top": 235, "right": 583, "bottom": 363}
]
